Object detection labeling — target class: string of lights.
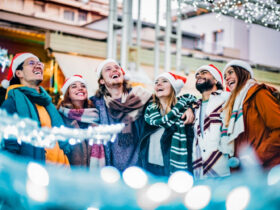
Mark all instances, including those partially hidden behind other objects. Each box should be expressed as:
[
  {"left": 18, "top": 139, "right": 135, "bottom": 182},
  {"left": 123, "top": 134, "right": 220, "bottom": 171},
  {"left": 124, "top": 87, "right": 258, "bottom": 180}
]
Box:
[
  {"left": 182, "top": 0, "right": 280, "bottom": 31},
  {"left": 0, "top": 109, "right": 124, "bottom": 149}
]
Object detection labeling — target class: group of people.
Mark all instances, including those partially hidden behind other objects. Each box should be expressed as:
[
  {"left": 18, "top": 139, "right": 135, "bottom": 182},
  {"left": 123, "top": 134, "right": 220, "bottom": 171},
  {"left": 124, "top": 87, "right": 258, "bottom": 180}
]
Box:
[{"left": 1, "top": 52, "right": 280, "bottom": 180}]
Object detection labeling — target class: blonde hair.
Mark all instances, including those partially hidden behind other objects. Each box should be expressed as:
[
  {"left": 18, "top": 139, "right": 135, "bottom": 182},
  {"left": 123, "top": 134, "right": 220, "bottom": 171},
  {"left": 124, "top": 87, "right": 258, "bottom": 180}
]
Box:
[
  {"left": 223, "top": 66, "right": 251, "bottom": 127},
  {"left": 153, "top": 89, "right": 177, "bottom": 115}
]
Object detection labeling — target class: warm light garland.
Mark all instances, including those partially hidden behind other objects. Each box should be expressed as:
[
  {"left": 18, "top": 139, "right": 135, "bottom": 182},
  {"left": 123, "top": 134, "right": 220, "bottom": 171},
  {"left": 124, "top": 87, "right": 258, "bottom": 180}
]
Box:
[{"left": 183, "top": 0, "right": 280, "bottom": 31}]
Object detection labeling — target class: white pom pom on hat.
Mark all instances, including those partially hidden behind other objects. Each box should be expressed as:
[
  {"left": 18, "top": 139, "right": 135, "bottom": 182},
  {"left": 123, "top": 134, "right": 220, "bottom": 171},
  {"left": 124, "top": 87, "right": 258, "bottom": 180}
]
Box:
[
  {"left": 1, "top": 52, "right": 38, "bottom": 89},
  {"left": 61, "top": 75, "right": 87, "bottom": 95},
  {"left": 95, "top": 58, "right": 130, "bottom": 80},
  {"left": 155, "top": 72, "right": 187, "bottom": 95},
  {"left": 223, "top": 60, "right": 254, "bottom": 78},
  {"left": 195, "top": 64, "right": 223, "bottom": 84}
]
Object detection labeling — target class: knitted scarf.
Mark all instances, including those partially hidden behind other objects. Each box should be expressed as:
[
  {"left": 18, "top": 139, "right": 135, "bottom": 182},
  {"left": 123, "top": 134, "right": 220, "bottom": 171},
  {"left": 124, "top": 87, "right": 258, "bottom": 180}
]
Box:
[
  {"left": 221, "top": 79, "right": 256, "bottom": 155},
  {"left": 58, "top": 106, "right": 99, "bottom": 125},
  {"left": 6, "top": 85, "right": 64, "bottom": 127},
  {"left": 144, "top": 94, "right": 196, "bottom": 174},
  {"left": 5, "top": 85, "right": 70, "bottom": 164},
  {"left": 104, "top": 86, "right": 152, "bottom": 146},
  {"left": 58, "top": 105, "right": 105, "bottom": 169}
]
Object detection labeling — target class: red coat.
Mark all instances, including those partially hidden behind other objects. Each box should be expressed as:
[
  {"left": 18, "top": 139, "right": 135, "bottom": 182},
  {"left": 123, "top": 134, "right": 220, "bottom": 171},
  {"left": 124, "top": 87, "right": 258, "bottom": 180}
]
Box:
[{"left": 235, "top": 84, "right": 280, "bottom": 168}]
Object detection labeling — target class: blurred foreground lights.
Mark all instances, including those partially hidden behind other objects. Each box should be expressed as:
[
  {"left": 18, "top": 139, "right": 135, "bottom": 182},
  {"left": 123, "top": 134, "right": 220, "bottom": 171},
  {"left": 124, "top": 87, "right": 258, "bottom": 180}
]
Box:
[
  {"left": 100, "top": 166, "right": 120, "bottom": 184},
  {"left": 168, "top": 171, "right": 193, "bottom": 193},
  {"left": 184, "top": 185, "right": 211, "bottom": 209},
  {"left": 87, "top": 207, "right": 99, "bottom": 210},
  {"left": 267, "top": 165, "right": 280, "bottom": 186},
  {"left": 226, "top": 186, "right": 250, "bottom": 210},
  {"left": 27, "top": 162, "right": 49, "bottom": 186},
  {"left": 26, "top": 180, "right": 48, "bottom": 202},
  {"left": 123, "top": 166, "right": 148, "bottom": 189},
  {"left": 146, "top": 183, "right": 171, "bottom": 203}
]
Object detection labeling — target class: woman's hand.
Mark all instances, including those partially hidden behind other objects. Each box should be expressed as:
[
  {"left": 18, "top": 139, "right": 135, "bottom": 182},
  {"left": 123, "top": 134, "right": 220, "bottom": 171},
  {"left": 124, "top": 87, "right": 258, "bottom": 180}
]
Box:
[{"left": 181, "top": 108, "right": 195, "bottom": 124}]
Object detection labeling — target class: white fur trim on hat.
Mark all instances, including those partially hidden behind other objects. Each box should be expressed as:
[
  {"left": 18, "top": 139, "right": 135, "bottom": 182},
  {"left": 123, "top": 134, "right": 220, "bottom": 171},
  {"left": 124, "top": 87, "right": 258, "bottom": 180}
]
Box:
[
  {"left": 61, "top": 75, "right": 87, "bottom": 95},
  {"left": 223, "top": 60, "right": 254, "bottom": 78},
  {"left": 195, "top": 64, "right": 223, "bottom": 84},
  {"left": 155, "top": 72, "right": 186, "bottom": 96},
  {"left": 96, "top": 59, "right": 119, "bottom": 78}
]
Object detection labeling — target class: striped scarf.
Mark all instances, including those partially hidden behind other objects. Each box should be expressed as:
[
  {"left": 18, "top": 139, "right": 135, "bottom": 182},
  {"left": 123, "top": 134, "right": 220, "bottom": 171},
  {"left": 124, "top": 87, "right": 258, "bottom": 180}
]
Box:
[
  {"left": 58, "top": 106, "right": 99, "bottom": 125},
  {"left": 221, "top": 79, "right": 256, "bottom": 155},
  {"left": 144, "top": 94, "right": 196, "bottom": 174}
]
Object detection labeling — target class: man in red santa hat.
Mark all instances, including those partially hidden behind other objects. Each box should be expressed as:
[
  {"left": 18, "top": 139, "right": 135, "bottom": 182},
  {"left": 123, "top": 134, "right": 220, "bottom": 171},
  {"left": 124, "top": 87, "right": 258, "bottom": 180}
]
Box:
[{"left": 1, "top": 52, "right": 69, "bottom": 165}]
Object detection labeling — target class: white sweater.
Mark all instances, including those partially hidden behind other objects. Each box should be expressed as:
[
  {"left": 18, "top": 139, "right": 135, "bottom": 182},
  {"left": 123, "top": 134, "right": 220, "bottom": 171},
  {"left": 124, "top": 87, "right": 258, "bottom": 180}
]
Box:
[{"left": 193, "top": 90, "right": 231, "bottom": 179}]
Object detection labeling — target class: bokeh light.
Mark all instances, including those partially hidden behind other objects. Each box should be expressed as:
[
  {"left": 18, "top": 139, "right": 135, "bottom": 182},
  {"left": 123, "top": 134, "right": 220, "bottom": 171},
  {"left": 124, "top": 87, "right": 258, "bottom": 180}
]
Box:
[
  {"left": 267, "top": 165, "right": 280, "bottom": 186},
  {"left": 26, "top": 180, "right": 48, "bottom": 202},
  {"left": 226, "top": 186, "right": 250, "bottom": 210},
  {"left": 100, "top": 166, "right": 120, "bottom": 184},
  {"left": 87, "top": 207, "right": 99, "bottom": 210},
  {"left": 123, "top": 166, "right": 148, "bottom": 189},
  {"left": 146, "top": 182, "right": 171, "bottom": 203},
  {"left": 27, "top": 162, "right": 49, "bottom": 187},
  {"left": 168, "top": 171, "right": 193, "bottom": 193},
  {"left": 184, "top": 185, "right": 211, "bottom": 209}
]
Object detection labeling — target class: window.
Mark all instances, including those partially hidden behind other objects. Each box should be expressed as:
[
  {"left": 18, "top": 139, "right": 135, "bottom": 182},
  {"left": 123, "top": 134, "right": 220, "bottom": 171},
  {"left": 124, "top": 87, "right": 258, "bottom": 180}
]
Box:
[
  {"left": 213, "top": 29, "right": 224, "bottom": 43},
  {"left": 78, "top": 11, "right": 87, "bottom": 22},
  {"left": 64, "top": 10, "right": 75, "bottom": 21},
  {"left": 213, "top": 30, "right": 224, "bottom": 54}
]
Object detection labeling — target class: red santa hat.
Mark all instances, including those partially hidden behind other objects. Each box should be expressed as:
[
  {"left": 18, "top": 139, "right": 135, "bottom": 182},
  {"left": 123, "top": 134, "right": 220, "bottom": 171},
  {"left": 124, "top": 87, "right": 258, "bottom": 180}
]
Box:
[
  {"left": 155, "top": 72, "right": 187, "bottom": 95},
  {"left": 96, "top": 58, "right": 128, "bottom": 80},
  {"left": 61, "top": 75, "right": 87, "bottom": 95},
  {"left": 195, "top": 64, "right": 223, "bottom": 84},
  {"left": 223, "top": 60, "right": 254, "bottom": 78},
  {"left": 1, "top": 52, "right": 38, "bottom": 88}
]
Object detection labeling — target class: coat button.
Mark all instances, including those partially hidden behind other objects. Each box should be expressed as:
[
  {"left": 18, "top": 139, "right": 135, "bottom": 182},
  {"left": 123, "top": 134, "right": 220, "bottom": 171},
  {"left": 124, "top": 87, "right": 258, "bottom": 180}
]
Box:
[{"left": 203, "top": 149, "right": 206, "bottom": 152}]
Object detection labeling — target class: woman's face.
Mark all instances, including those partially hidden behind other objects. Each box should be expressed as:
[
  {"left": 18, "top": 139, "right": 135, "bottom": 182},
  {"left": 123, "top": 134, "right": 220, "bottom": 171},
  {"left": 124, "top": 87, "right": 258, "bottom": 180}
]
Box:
[
  {"left": 154, "top": 77, "right": 173, "bottom": 99},
  {"left": 224, "top": 67, "right": 238, "bottom": 91},
  {"left": 68, "top": 81, "right": 88, "bottom": 102}
]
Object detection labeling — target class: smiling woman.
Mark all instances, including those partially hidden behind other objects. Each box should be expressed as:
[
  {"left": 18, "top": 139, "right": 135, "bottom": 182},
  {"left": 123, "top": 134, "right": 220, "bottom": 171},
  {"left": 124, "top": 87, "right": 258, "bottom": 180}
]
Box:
[
  {"left": 57, "top": 75, "right": 104, "bottom": 169},
  {"left": 138, "top": 72, "right": 196, "bottom": 176},
  {"left": 221, "top": 60, "right": 280, "bottom": 170}
]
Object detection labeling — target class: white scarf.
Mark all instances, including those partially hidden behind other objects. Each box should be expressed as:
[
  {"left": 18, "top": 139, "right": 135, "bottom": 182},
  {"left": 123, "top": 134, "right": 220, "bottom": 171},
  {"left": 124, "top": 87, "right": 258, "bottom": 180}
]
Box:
[{"left": 220, "top": 79, "right": 256, "bottom": 155}]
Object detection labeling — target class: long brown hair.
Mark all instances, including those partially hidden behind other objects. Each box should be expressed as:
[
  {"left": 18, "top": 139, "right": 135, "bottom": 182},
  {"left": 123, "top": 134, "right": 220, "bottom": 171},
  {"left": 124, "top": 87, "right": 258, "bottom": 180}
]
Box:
[
  {"left": 95, "top": 75, "right": 131, "bottom": 98},
  {"left": 223, "top": 66, "right": 251, "bottom": 127},
  {"left": 153, "top": 88, "right": 177, "bottom": 115},
  {"left": 57, "top": 87, "right": 94, "bottom": 109}
]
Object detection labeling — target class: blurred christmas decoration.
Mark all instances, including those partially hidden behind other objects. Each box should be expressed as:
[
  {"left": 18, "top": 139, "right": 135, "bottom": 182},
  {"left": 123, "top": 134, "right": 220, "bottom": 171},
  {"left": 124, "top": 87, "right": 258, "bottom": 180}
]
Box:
[
  {"left": 182, "top": 0, "right": 280, "bottom": 31},
  {"left": 0, "top": 109, "right": 124, "bottom": 149},
  {"left": 0, "top": 48, "right": 10, "bottom": 73},
  {"left": 1, "top": 110, "right": 280, "bottom": 209},
  {"left": 0, "top": 150, "right": 280, "bottom": 209}
]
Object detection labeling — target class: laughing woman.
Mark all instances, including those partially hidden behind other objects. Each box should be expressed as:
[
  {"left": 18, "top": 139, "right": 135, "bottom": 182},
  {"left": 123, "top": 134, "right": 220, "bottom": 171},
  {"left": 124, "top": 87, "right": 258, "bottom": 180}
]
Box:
[
  {"left": 57, "top": 75, "right": 105, "bottom": 168},
  {"left": 138, "top": 72, "right": 196, "bottom": 176},
  {"left": 222, "top": 60, "right": 280, "bottom": 169}
]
